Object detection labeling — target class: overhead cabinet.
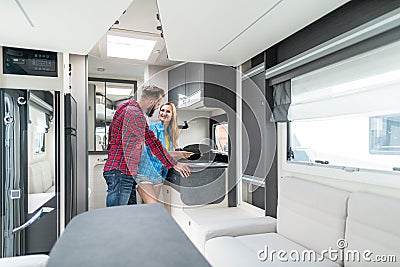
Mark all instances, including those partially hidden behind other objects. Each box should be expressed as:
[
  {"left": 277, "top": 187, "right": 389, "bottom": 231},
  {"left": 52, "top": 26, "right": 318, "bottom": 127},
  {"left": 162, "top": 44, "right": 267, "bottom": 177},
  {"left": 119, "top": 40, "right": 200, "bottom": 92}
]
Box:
[{"left": 168, "top": 63, "right": 236, "bottom": 110}]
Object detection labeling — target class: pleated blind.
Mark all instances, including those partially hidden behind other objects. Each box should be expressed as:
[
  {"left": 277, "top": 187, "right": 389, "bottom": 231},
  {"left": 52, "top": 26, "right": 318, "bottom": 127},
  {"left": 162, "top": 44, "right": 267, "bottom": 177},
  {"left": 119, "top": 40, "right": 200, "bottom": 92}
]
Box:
[{"left": 288, "top": 40, "right": 400, "bottom": 120}]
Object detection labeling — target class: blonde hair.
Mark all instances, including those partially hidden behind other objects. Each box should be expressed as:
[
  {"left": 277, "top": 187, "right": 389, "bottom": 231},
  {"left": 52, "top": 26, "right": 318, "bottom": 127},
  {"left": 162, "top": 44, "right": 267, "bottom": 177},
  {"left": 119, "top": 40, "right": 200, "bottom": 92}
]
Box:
[{"left": 158, "top": 102, "right": 179, "bottom": 149}]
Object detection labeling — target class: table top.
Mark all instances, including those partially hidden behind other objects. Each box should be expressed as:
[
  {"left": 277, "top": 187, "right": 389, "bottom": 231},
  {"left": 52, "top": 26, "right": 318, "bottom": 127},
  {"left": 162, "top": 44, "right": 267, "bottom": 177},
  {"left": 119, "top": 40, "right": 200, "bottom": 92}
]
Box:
[{"left": 46, "top": 204, "right": 211, "bottom": 267}]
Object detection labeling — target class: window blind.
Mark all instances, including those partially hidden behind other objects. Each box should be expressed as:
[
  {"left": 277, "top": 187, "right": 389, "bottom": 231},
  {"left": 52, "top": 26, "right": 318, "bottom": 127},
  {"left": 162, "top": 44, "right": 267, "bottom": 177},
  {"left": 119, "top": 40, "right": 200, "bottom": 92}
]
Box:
[{"left": 288, "top": 40, "right": 400, "bottom": 120}]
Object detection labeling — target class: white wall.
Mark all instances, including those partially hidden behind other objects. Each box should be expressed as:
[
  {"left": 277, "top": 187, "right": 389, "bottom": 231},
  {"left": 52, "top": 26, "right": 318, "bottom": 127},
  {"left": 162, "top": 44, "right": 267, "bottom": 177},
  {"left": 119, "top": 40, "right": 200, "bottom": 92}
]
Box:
[
  {"left": 144, "top": 65, "right": 169, "bottom": 92},
  {"left": 69, "top": 54, "right": 88, "bottom": 214},
  {"left": 176, "top": 110, "right": 212, "bottom": 148}
]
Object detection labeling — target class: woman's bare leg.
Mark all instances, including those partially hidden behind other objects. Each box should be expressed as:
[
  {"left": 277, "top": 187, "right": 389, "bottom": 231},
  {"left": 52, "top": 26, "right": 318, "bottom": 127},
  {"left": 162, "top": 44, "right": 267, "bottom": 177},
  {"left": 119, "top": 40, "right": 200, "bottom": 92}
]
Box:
[{"left": 137, "top": 183, "right": 160, "bottom": 204}]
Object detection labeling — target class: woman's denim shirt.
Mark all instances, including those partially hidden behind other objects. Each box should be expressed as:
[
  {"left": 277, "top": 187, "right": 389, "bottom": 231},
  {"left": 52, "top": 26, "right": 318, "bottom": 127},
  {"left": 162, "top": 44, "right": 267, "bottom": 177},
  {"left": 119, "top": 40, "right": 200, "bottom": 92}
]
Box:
[{"left": 137, "top": 121, "right": 172, "bottom": 180}]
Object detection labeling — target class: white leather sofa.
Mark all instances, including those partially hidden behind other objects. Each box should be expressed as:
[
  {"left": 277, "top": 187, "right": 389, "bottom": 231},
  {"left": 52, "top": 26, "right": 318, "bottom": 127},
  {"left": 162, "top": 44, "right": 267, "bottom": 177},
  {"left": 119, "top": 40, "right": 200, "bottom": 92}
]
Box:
[
  {"left": 27, "top": 161, "right": 55, "bottom": 214},
  {"left": 0, "top": 255, "right": 49, "bottom": 267},
  {"left": 204, "top": 176, "right": 400, "bottom": 266},
  {"left": 28, "top": 161, "right": 55, "bottom": 194}
]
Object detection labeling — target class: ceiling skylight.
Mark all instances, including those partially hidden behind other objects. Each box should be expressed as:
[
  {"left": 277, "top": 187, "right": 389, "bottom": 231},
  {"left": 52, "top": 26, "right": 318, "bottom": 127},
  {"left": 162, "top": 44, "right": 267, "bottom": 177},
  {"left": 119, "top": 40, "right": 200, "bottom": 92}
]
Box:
[{"left": 107, "top": 35, "right": 156, "bottom": 60}]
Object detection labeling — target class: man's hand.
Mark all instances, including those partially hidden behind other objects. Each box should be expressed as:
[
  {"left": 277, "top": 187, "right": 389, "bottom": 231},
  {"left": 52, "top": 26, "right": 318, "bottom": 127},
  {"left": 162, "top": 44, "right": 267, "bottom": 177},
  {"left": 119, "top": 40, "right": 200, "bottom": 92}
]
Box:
[{"left": 174, "top": 162, "right": 191, "bottom": 178}]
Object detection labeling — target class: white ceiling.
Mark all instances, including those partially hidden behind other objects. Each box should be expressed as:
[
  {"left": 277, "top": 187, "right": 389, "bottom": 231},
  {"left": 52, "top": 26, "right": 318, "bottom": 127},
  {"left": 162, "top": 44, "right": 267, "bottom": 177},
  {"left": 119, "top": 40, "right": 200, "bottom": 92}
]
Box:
[
  {"left": 0, "top": 0, "right": 350, "bottom": 80},
  {"left": 157, "top": 0, "right": 350, "bottom": 66},
  {"left": 88, "top": 0, "right": 179, "bottom": 80},
  {"left": 0, "top": 0, "right": 133, "bottom": 55}
]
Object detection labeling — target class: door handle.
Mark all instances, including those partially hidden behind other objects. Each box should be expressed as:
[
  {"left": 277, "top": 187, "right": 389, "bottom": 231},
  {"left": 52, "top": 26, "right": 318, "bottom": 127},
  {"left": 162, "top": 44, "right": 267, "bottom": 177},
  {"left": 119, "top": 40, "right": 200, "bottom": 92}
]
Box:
[{"left": 12, "top": 207, "right": 54, "bottom": 234}]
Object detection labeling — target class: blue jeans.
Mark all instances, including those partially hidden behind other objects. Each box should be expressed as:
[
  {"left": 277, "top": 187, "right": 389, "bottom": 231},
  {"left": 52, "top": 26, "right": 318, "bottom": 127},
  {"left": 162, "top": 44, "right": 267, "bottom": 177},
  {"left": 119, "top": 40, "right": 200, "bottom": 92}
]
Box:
[{"left": 103, "top": 170, "right": 137, "bottom": 207}]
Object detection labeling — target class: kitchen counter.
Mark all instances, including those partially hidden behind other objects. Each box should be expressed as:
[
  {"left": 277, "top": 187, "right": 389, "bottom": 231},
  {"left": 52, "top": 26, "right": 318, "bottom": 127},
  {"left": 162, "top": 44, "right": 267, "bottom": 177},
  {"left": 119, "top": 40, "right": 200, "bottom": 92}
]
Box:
[
  {"left": 184, "top": 160, "right": 228, "bottom": 169},
  {"left": 166, "top": 159, "right": 228, "bottom": 206}
]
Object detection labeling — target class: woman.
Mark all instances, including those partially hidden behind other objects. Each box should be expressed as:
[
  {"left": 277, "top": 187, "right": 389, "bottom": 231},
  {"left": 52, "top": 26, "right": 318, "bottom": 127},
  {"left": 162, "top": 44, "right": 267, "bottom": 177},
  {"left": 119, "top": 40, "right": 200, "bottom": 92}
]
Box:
[{"left": 136, "top": 102, "right": 192, "bottom": 204}]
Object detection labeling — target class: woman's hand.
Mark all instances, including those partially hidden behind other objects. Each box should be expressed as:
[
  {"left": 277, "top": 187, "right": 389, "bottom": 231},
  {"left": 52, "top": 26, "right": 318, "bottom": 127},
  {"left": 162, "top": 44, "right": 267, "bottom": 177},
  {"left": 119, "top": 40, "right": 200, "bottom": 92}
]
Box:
[
  {"left": 179, "top": 151, "right": 194, "bottom": 159},
  {"left": 169, "top": 151, "right": 194, "bottom": 160}
]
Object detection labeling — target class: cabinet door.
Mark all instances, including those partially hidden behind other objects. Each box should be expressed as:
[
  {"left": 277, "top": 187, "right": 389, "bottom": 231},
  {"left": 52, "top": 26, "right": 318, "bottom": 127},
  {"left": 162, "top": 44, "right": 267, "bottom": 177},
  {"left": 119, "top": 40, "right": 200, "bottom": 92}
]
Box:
[
  {"left": 168, "top": 64, "right": 185, "bottom": 89},
  {"left": 185, "top": 63, "right": 204, "bottom": 97},
  {"left": 168, "top": 65, "right": 186, "bottom": 107}
]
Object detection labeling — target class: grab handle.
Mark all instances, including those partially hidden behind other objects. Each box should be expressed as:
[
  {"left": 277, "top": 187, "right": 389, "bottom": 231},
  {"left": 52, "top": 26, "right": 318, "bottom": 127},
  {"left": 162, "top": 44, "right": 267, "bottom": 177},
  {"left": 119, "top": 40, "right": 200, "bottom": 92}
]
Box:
[{"left": 12, "top": 207, "right": 54, "bottom": 234}]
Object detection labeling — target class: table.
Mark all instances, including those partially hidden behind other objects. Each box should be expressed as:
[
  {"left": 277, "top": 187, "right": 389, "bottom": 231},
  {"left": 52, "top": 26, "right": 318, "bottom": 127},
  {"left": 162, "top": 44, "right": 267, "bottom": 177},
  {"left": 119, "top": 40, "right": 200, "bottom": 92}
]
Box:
[{"left": 46, "top": 204, "right": 211, "bottom": 267}]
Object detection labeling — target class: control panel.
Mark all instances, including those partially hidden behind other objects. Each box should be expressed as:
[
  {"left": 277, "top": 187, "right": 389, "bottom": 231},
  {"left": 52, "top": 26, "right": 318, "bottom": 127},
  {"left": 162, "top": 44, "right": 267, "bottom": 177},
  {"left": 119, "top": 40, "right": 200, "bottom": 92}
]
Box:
[{"left": 3, "top": 47, "right": 57, "bottom": 77}]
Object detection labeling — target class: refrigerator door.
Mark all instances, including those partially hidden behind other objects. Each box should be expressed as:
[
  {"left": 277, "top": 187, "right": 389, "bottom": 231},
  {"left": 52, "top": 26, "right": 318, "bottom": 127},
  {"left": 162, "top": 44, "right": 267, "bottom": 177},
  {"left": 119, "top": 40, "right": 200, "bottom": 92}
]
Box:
[
  {"left": 24, "top": 91, "right": 58, "bottom": 254},
  {"left": 65, "top": 94, "right": 77, "bottom": 225},
  {"left": 0, "top": 89, "right": 27, "bottom": 257},
  {"left": 1, "top": 89, "right": 59, "bottom": 257}
]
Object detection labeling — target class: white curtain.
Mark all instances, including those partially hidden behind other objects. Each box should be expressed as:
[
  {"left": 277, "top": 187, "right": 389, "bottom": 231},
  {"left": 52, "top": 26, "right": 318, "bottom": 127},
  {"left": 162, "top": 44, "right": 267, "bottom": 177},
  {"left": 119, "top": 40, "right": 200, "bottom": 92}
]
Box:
[{"left": 289, "top": 40, "right": 400, "bottom": 120}]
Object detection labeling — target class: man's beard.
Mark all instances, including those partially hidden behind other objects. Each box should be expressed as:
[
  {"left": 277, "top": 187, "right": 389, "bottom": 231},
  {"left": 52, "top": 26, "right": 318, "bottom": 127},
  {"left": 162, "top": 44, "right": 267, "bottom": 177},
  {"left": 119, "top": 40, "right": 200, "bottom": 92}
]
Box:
[{"left": 146, "top": 104, "right": 157, "bottom": 117}]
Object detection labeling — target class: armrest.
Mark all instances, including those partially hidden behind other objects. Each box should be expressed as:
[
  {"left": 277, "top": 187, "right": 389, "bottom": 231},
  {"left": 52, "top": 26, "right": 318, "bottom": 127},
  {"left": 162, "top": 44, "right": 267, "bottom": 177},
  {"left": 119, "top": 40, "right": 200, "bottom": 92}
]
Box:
[
  {"left": 0, "top": 255, "right": 49, "bottom": 267},
  {"left": 200, "top": 216, "right": 276, "bottom": 242}
]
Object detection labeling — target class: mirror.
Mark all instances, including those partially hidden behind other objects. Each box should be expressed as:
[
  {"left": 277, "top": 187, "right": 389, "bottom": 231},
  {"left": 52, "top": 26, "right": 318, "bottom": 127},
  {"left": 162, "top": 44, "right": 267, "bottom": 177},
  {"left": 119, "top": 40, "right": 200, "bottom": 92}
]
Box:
[{"left": 88, "top": 78, "right": 137, "bottom": 151}]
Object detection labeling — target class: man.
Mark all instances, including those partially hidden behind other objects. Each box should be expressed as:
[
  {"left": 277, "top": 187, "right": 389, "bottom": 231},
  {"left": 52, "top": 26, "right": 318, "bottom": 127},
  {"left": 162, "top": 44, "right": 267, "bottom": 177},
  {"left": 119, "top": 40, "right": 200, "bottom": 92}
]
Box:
[{"left": 103, "top": 85, "right": 190, "bottom": 207}]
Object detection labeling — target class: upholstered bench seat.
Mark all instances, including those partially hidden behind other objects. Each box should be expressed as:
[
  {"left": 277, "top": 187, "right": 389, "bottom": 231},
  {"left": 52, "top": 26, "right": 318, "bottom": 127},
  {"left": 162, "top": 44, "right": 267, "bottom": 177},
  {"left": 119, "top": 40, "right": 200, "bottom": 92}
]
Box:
[
  {"left": 206, "top": 233, "right": 340, "bottom": 267},
  {"left": 0, "top": 255, "right": 49, "bottom": 267}
]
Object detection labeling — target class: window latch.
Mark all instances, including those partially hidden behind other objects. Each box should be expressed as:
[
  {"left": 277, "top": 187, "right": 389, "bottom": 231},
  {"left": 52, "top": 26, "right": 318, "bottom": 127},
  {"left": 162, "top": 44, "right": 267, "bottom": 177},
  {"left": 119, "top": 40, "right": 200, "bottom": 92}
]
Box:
[{"left": 287, "top": 147, "right": 294, "bottom": 161}]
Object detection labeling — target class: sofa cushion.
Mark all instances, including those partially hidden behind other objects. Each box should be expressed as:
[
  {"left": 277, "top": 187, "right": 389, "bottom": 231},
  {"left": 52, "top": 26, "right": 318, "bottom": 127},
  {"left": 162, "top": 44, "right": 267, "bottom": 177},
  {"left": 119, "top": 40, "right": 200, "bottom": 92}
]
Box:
[
  {"left": 205, "top": 233, "right": 341, "bottom": 267},
  {"left": 38, "top": 161, "right": 53, "bottom": 192},
  {"left": 345, "top": 192, "right": 400, "bottom": 266},
  {"left": 28, "top": 161, "right": 54, "bottom": 194},
  {"left": 0, "top": 254, "right": 49, "bottom": 267},
  {"left": 28, "top": 165, "right": 43, "bottom": 194},
  {"left": 200, "top": 216, "right": 276, "bottom": 242},
  {"left": 183, "top": 206, "right": 266, "bottom": 254},
  {"left": 277, "top": 177, "right": 350, "bottom": 265}
]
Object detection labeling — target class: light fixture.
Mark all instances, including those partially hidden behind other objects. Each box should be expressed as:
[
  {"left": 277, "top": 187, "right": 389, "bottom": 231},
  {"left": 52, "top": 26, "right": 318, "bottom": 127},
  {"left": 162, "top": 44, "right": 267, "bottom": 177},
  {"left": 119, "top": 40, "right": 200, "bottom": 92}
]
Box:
[
  {"left": 96, "top": 67, "right": 106, "bottom": 72},
  {"left": 107, "top": 35, "right": 156, "bottom": 61}
]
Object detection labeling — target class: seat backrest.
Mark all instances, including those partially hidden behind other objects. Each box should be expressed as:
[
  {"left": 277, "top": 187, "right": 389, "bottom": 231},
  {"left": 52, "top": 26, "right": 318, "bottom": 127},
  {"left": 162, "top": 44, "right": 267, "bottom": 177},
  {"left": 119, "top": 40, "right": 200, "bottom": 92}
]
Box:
[
  {"left": 0, "top": 254, "right": 49, "bottom": 267},
  {"left": 28, "top": 161, "right": 53, "bottom": 193},
  {"left": 28, "top": 164, "right": 43, "bottom": 193},
  {"left": 277, "top": 176, "right": 350, "bottom": 265},
  {"left": 345, "top": 192, "right": 400, "bottom": 267},
  {"left": 38, "top": 161, "right": 53, "bottom": 192}
]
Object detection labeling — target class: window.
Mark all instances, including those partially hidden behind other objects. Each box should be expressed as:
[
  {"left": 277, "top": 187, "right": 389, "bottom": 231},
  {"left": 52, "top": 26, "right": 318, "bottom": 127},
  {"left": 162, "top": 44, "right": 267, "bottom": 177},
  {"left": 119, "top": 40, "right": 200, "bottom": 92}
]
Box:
[
  {"left": 288, "top": 41, "right": 400, "bottom": 173},
  {"left": 290, "top": 114, "right": 400, "bottom": 172},
  {"left": 370, "top": 114, "right": 400, "bottom": 155},
  {"left": 213, "top": 122, "right": 228, "bottom": 153}
]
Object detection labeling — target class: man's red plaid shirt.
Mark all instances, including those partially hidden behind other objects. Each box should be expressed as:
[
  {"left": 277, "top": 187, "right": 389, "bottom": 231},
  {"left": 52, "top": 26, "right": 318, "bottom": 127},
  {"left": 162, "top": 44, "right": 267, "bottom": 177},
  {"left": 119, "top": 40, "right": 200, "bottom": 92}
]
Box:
[{"left": 104, "top": 99, "right": 176, "bottom": 176}]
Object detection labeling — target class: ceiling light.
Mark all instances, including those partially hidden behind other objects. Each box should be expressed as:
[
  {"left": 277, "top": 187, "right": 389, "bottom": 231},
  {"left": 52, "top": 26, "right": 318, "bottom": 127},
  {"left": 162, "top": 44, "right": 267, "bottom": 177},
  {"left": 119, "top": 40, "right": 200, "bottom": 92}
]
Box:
[
  {"left": 96, "top": 67, "right": 106, "bottom": 72},
  {"left": 107, "top": 35, "right": 156, "bottom": 61}
]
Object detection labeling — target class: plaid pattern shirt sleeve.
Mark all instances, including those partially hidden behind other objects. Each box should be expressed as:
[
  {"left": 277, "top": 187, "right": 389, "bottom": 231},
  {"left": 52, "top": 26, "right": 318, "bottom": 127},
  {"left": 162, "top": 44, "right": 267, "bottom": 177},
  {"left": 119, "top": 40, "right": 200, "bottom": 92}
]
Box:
[{"left": 144, "top": 124, "right": 177, "bottom": 169}]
